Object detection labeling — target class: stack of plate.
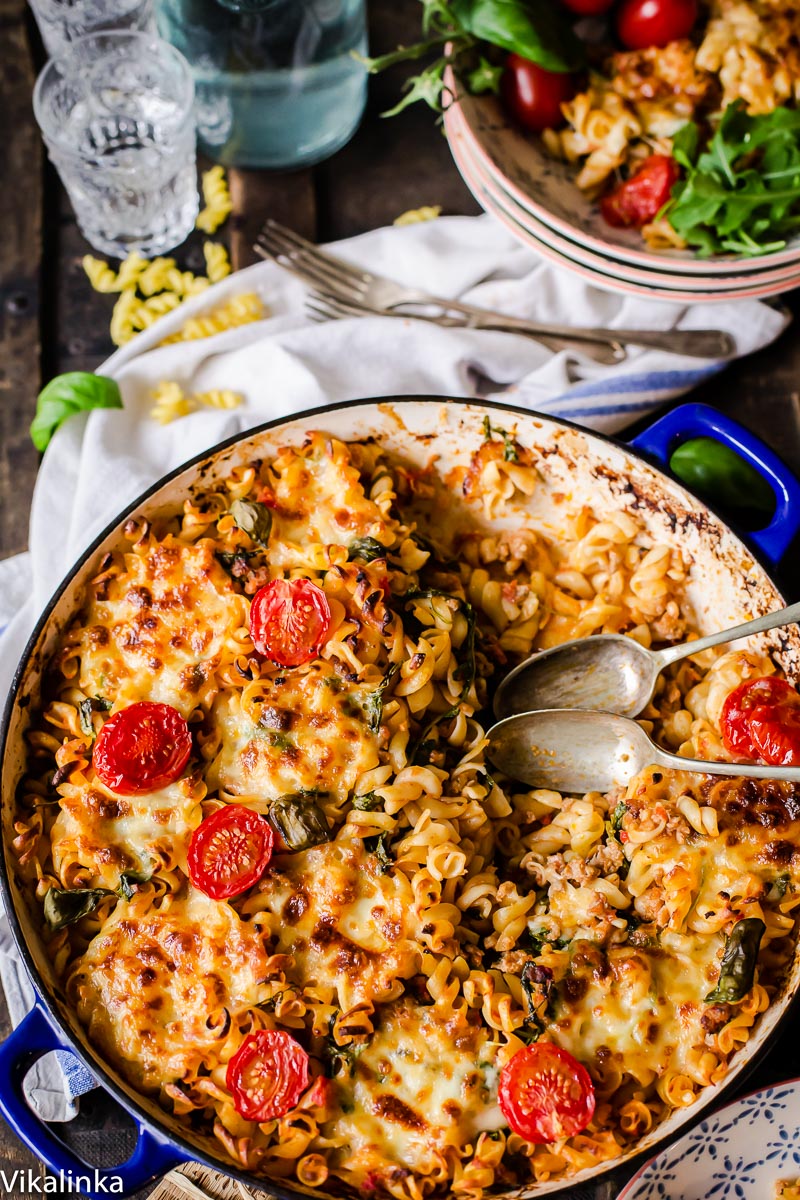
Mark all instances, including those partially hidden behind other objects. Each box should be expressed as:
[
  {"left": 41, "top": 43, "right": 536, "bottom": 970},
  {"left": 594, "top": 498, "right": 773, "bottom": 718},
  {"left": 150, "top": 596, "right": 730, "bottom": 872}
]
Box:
[{"left": 443, "top": 86, "right": 800, "bottom": 303}]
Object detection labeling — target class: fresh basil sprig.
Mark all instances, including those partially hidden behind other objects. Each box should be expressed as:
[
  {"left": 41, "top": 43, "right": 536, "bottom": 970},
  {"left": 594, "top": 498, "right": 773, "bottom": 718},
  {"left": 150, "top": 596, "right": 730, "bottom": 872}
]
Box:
[
  {"left": 359, "top": 0, "right": 583, "bottom": 117},
  {"left": 30, "top": 372, "right": 123, "bottom": 452},
  {"left": 666, "top": 103, "right": 800, "bottom": 257}
]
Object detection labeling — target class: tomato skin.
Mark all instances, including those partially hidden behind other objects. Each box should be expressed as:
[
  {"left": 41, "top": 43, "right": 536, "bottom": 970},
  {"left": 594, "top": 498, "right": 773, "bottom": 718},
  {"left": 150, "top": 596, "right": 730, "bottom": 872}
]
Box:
[
  {"left": 502, "top": 54, "right": 577, "bottom": 133},
  {"left": 721, "top": 677, "right": 800, "bottom": 766},
  {"left": 93, "top": 701, "right": 191, "bottom": 795},
  {"left": 498, "top": 1042, "right": 596, "bottom": 1143},
  {"left": 249, "top": 578, "right": 331, "bottom": 668},
  {"left": 188, "top": 804, "right": 274, "bottom": 899},
  {"left": 561, "top": 0, "right": 615, "bottom": 12},
  {"left": 600, "top": 155, "right": 680, "bottom": 228},
  {"left": 227, "top": 1030, "right": 309, "bottom": 1122},
  {"left": 617, "top": 0, "right": 698, "bottom": 49}
]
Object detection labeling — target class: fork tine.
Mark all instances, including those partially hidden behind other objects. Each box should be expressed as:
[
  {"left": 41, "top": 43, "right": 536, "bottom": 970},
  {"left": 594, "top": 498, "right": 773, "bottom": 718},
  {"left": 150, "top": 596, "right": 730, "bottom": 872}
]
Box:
[
  {"left": 257, "top": 237, "right": 368, "bottom": 304},
  {"left": 307, "top": 291, "right": 378, "bottom": 319},
  {"left": 262, "top": 218, "right": 371, "bottom": 287}
]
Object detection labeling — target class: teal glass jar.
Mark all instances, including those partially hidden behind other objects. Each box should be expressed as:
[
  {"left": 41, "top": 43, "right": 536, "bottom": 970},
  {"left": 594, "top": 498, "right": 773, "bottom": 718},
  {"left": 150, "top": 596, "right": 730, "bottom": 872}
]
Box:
[{"left": 155, "top": 0, "right": 367, "bottom": 169}]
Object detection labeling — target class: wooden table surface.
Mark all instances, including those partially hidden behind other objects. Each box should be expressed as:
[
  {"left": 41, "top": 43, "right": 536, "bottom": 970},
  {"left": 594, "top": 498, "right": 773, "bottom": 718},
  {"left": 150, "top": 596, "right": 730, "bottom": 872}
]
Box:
[{"left": 2, "top": 0, "right": 800, "bottom": 1195}]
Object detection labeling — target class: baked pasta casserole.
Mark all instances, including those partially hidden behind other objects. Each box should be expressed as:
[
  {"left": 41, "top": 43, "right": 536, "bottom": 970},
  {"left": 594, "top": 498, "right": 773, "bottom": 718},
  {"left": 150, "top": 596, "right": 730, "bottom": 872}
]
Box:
[{"left": 13, "top": 420, "right": 800, "bottom": 1198}]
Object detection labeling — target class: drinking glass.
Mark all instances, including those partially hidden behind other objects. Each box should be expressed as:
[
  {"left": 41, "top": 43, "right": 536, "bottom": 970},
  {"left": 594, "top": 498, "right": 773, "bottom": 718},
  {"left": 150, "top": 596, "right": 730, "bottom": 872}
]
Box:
[
  {"left": 27, "top": 0, "right": 154, "bottom": 60},
  {"left": 155, "top": 0, "right": 368, "bottom": 169},
  {"left": 33, "top": 32, "right": 198, "bottom": 258}
]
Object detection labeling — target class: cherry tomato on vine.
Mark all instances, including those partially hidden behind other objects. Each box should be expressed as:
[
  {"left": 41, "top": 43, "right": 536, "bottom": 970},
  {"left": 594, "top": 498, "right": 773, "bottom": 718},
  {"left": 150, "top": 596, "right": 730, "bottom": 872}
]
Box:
[
  {"left": 617, "top": 0, "right": 698, "bottom": 49},
  {"left": 93, "top": 701, "right": 191, "bottom": 795},
  {"left": 249, "top": 577, "right": 331, "bottom": 667},
  {"left": 600, "top": 155, "right": 680, "bottom": 227},
  {"left": 498, "top": 1042, "right": 596, "bottom": 1142},
  {"left": 188, "top": 804, "right": 274, "bottom": 900},
  {"left": 561, "top": 0, "right": 615, "bottom": 13},
  {"left": 501, "top": 54, "right": 577, "bottom": 133},
  {"left": 226, "top": 1030, "right": 310, "bottom": 1122},
  {"left": 721, "top": 677, "right": 800, "bottom": 766}
]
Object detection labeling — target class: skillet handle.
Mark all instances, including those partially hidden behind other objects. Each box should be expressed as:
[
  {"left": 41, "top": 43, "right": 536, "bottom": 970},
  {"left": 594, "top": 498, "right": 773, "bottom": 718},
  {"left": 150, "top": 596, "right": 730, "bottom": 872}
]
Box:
[
  {"left": 629, "top": 402, "right": 800, "bottom": 568},
  {"left": 0, "top": 1003, "right": 181, "bottom": 1199}
]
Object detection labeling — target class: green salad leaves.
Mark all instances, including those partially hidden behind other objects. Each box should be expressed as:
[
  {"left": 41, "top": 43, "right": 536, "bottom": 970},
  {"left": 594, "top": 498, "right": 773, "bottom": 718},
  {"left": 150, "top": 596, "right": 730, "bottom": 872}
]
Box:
[
  {"left": 666, "top": 103, "right": 800, "bottom": 257},
  {"left": 30, "top": 372, "right": 122, "bottom": 452}
]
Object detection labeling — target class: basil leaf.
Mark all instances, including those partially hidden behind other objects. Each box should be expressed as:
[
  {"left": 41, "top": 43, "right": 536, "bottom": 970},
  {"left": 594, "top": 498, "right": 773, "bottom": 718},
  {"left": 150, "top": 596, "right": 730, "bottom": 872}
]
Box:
[
  {"left": 44, "top": 886, "right": 113, "bottom": 930},
  {"left": 451, "top": 0, "right": 585, "bottom": 72},
  {"left": 363, "top": 663, "right": 399, "bottom": 733},
  {"left": 610, "top": 800, "right": 627, "bottom": 834},
  {"left": 31, "top": 373, "right": 122, "bottom": 452},
  {"left": 268, "top": 794, "right": 331, "bottom": 851},
  {"left": 669, "top": 438, "right": 776, "bottom": 520},
  {"left": 705, "top": 917, "right": 765, "bottom": 1003},
  {"left": 768, "top": 873, "right": 790, "bottom": 902},
  {"left": 352, "top": 792, "right": 382, "bottom": 811},
  {"left": 229, "top": 500, "right": 273, "bottom": 548},
  {"left": 117, "top": 868, "right": 153, "bottom": 900},
  {"left": 348, "top": 537, "right": 389, "bottom": 563},
  {"left": 365, "top": 832, "right": 393, "bottom": 873},
  {"left": 78, "top": 698, "right": 96, "bottom": 740}
]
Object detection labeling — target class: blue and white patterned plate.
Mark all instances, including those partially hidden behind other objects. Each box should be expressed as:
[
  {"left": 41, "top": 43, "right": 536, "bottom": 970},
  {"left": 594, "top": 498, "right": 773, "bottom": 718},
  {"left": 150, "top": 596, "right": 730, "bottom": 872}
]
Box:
[{"left": 619, "top": 1078, "right": 800, "bottom": 1200}]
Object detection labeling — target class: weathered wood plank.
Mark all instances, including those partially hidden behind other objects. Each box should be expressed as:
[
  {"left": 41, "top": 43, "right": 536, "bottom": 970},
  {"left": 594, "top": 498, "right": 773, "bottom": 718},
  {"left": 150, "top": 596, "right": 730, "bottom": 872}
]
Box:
[
  {"left": 0, "top": 0, "right": 43, "bottom": 562},
  {"left": 228, "top": 169, "right": 316, "bottom": 272}
]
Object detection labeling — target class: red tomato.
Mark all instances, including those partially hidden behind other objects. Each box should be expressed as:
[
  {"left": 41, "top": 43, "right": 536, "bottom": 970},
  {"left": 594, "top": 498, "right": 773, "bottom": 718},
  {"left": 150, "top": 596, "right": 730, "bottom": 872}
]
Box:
[
  {"left": 601, "top": 155, "right": 680, "bottom": 228},
  {"left": 721, "top": 677, "right": 800, "bottom": 766},
  {"left": 188, "top": 804, "right": 274, "bottom": 899},
  {"left": 498, "top": 1043, "right": 596, "bottom": 1142},
  {"left": 617, "top": 0, "right": 698, "bottom": 49},
  {"left": 562, "top": 0, "right": 615, "bottom": 11},
  {"left": 93, "top": 701, "right": 191, "bottom": 795},
  {"left": 226, "top": 1029, "right": 309, "bottom": 1122},
  {"left": 249, "top": 578, "right": 331, "bottom": 667},
  {"left": 501, "top": 54, "right": 577, "bottom": 133}
]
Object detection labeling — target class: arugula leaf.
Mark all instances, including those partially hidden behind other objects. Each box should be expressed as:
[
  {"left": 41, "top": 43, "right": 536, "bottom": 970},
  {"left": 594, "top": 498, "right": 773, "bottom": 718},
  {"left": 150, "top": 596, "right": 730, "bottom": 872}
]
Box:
[
  {"left": 78, "top": 698, "right": 96, "bottom": 740},
  {"left": 31, "top": 373, "right": 123, "bottom": 452},
  {"left": 665, "top": 103, "right": 800, "bottom": 257},
  {"left": 348, "top": 537, "right": 389, "bottom": 563},
  {"left": 482, "top": 415, "right": 519, "bottom": 461},
  {"left": 229, "top": 499, "right": 272, "bottom": 548},
  {"left": 451, "top": 0, "right": 584, "bottom": 72}
]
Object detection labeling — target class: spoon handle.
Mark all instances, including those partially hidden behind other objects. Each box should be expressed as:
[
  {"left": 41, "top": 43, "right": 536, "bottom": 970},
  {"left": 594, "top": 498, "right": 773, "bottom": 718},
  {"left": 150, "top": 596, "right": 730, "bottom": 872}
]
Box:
[
  {"left": 652, "top": 600, "right": 800, "bottom": 670},
  {"left": 652, "top": 743, "right": 800, "bottom": 781}
]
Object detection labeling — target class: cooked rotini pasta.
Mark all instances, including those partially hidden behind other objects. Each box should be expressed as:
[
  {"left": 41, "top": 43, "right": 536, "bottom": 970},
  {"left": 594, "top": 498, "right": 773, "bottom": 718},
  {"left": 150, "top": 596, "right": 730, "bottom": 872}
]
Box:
[
  {"left": 196, "top": 164, "right": 233, "bottom": 235},
  {"left": 13, "top": 417, "right": 800, "bottom": 1198}
]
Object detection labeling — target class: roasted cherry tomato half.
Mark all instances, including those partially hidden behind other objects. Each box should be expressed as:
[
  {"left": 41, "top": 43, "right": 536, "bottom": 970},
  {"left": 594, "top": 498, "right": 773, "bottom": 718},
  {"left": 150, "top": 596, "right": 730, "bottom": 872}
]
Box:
[
  {"left": 617, "top": 0, "right": 698, "bottom": 49},
  {"left": 226, "top": 1029, "right": 310, "bottom": 1122},
  {"left": 721, "top": 677, "right": 800, "bottom": 766},
  {"left": 188, "top": 804, "right": 274, "bottom": 900},
  {"left": 601, "top": 154, "right": 680, "bottom": 228},
  {"left": 501, "top": 53, "right": 577, "bottom": 133},
  {"left": 561, "top": 0, "right": 615, "bottom": 12},
  {"left": 249, "top": 577, "right": 331, "bottom": 668},
  {"left": 498, "top": 1042, "right": 596, "bottom": 1143},
  {"left": 93, "top": 701, "right": 191, "bottom": 795}
]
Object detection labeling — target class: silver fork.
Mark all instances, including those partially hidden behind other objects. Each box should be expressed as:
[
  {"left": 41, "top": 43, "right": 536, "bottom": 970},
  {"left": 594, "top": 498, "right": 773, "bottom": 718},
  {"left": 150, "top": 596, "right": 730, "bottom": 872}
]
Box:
[
  {"left": 304, "top": 290, "right": 624, "bottom": 365},
  {"left": 254, "top": 218, "right": 736, "bottom": 360}
]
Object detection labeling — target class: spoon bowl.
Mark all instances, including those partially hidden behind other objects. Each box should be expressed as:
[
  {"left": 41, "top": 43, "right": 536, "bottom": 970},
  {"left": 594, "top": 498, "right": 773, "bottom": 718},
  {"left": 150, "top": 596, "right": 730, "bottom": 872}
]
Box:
[
  {"left": 493, "top": 600, "right": 800, "bottom": 721},
  {"left": 486, "top": 708, "right": 800, "bottom": 793}
]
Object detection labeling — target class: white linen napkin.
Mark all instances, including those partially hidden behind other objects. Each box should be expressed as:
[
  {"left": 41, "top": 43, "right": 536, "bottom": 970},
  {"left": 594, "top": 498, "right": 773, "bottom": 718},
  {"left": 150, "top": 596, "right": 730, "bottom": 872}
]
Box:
[{"left": 0, "top": 212, "right": 791, "bottom": 1116}]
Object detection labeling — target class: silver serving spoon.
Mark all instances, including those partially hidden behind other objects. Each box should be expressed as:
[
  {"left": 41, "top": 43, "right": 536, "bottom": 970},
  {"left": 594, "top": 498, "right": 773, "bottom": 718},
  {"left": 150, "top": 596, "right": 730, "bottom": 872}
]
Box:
[
  {"left": 487, "top": 709, "right": 800, "bottom": 793},
  {"left": 493, "top": 600, "right": 800, "bottom": 722}
]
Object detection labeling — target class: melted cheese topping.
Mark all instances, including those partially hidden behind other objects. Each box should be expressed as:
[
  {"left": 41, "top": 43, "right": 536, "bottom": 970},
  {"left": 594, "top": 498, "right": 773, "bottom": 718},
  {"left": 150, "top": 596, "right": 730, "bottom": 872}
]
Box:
[
  {"left": 208, "top": 665, "right": 380, "bottom": 805},
  {"left": 268, "top": 439, "right": 389, "bottom": 569},
  {"left": 78, "top": 536, "right": 244, "bottom": 716},
  {"left": 256, "top": 841, "right": 420, "bottom": 1009},
  {"left": 71, "top": 889, "right": 270, "bottom": 1091},
  {"left": 50, "top": 774, "right": 202, "bottom": 889},
  {"left": 329, "top": 1000, "right": 501, "bottom": 1184}
]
